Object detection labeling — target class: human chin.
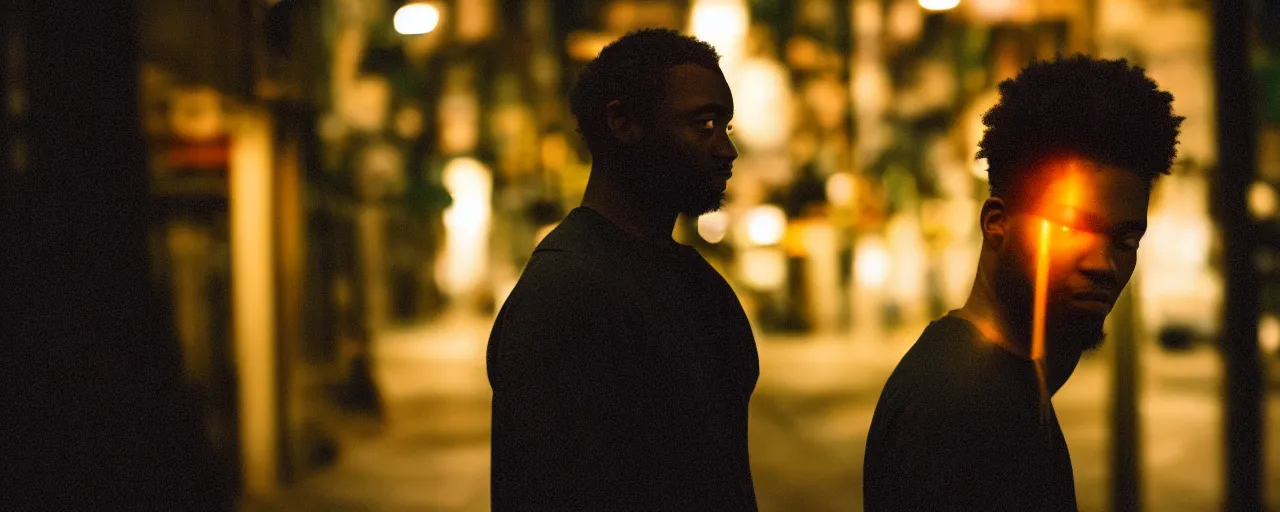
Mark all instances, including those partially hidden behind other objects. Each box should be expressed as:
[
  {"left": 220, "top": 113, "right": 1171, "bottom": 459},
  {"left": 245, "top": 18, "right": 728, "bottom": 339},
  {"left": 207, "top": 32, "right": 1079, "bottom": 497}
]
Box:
[
  {"left": 1051, "top": 308, "right": 1107, "bottom": 353},
  {"left": 677, "top": 184, "right": 726, "bottom": 217}
]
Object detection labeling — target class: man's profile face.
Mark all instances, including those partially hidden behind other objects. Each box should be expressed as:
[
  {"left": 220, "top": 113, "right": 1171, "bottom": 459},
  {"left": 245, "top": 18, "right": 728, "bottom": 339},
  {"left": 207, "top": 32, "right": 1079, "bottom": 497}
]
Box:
[
  {"left": 619, "top": 63, "right": 737, "bottom": 216},
  {"left": 994, "top": 156, "right": 1151, "bottom": 354}
]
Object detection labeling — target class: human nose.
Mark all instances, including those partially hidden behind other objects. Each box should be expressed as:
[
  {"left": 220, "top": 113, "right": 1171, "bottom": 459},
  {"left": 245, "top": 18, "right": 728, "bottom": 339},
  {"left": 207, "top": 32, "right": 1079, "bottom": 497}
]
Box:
[
  {"left": 715, "top": 129, "right": 738, "bottom": 161},
  {"left": 1076, "top": 235, "right": 1119, "bottom": 282}
]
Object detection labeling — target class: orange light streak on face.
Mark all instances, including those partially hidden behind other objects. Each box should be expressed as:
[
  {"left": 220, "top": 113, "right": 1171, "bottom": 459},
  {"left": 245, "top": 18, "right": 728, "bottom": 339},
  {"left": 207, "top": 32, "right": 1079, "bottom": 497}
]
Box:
[
  {"left": 1032, "top": 219, "right": 1050, "bottom": 361},
  {"left": 1032, "top": 218, "right": 1052, "bottom": 423},
  {"left": 1029, "top": 158, "right": 1083, "bottom": 423}
]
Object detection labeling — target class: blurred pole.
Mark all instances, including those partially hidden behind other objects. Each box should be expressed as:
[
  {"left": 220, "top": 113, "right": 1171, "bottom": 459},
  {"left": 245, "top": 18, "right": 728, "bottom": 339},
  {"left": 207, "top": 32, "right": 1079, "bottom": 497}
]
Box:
[
  {"left": 230, "top": 106, "right": 280, "bottom": 496},
  {"left": 1110, "top": 273, "right": 1140, "bottom": 512},
  {"left": 344, "top": 201, "right": 386, "bottom": 417},
  {"left": 357, "top": 204, "right": 388, "bottom": 336},
  {"left": 230, "top": 108, "right": 279, "bottom": 496},
  {"left": 1211, "top": 2, "right": 1264, "bottom": 511},
  {"left": 6, "top": 0, "right": 222, "bottom": 509}
]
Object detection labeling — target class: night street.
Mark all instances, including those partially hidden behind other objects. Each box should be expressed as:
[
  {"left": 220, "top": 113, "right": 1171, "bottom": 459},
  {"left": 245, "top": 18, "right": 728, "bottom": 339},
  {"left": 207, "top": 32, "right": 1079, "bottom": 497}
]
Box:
[{"left": 242, "top": 313, "right": 1280, "bottom": 511}]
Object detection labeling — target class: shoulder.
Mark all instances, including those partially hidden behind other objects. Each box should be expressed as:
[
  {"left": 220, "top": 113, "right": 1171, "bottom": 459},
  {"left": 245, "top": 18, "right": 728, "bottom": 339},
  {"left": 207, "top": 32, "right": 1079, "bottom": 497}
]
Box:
[
  {"left": 876, "top": 319, "right": 1033, "bottom": 430},
  {"left": 499, "top": 250, "right": 627, "bottom": 328}
]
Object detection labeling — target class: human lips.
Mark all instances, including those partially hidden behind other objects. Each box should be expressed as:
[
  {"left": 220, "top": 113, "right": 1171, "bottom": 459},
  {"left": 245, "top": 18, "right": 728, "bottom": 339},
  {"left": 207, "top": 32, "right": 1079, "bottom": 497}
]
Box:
[{"left": 1069, "top": 290, "right": 1115, "bottom": 312}]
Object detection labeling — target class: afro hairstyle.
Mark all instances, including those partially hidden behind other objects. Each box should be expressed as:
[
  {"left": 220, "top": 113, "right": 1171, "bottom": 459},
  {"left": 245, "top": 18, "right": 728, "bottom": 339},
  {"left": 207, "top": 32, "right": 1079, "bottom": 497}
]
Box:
[
  {"left": 977, "top": 54, "right": 1184, "bottom": 205},
  {"left": 569, "top": 29, "right": 721, "bottom": 156}
]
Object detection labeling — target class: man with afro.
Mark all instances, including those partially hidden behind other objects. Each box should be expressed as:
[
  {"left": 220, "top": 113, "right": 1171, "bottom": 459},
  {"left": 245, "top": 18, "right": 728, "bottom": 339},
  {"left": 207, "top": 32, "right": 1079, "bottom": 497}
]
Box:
[
  {"left": 487, "top": 29, "right": 756, "bottom": 510},
  {"left": 864, "top": 55, "right": 1182, "bottom": 510}
]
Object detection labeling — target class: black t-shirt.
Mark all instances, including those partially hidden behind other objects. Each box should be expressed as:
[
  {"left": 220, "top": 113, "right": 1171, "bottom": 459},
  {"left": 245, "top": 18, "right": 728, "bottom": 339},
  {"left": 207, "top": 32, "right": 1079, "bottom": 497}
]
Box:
[
  {"left": 863, "top": 314, "right": 1077, "bottom": 511},
  {"left": 487, "top": 207, "right": 760, "bottom": 511}
]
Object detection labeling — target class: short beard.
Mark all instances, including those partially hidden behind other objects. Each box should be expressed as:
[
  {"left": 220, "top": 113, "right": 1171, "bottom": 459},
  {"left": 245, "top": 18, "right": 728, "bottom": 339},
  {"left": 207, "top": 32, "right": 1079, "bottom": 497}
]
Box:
[
  {"left": 615, "top": 143, "right": 725, "bottom": 217},
  {"left": 1051, "top": 314, "right": 1107, "bottom": 353},
  {"left": 992, "top": 251, "right": 1108, "bottom": 355},
  {"left": 679, "top": 187, "right": 727, "bottom": 217}
]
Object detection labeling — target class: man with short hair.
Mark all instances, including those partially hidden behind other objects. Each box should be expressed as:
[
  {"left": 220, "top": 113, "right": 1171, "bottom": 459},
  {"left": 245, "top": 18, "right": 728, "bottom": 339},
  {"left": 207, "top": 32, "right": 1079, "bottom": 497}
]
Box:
[
  {"left": 863, "top": 55, "right": 1183, "bottom": 510},
  {"left": 487, "top": 29, "right": 757, "bottom": 510}
]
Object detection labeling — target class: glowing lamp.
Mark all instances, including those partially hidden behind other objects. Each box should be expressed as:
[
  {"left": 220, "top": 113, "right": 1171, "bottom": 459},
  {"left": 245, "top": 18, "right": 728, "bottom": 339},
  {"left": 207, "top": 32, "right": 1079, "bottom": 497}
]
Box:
[
  {"left": 1248, "top": 181, "right": 1279, "bottom": 219},
  {"left": 689, "top": 0, "right": 749, "bottom": 70},
  {"left": 437, "top": 157, "right": 493, "bottom": 297},
  {"left": 919, "top": 0, "right": 960, "bottom": 11},
  {"left": 744, "top": 205, "right": 787, "bottom": 246},
  {"left": 1261, "top": 314, "right": 1280, "bottom": 355},
  {"left": 697, "top": 211, "right": 731, "bottom": 244},
  {"left": 855, "top": 237, "right": 890, "bottom": 287},
  {"left": 732, "top": 58, "right": 792, "bottom": 151},
  {"left": 394, "top": 3, "right": 440, "bottom": 35},
  {"left": 825, "top": 172, "right": 857, "bottom": 207},
  {"left": 739, "top": 247, "right": 787, "bottom": 290}
]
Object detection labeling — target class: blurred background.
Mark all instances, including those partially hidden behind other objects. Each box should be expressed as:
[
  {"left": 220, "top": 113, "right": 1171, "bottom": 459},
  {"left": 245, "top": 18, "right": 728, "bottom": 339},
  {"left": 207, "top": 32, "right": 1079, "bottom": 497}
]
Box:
[{"left": 5, "top": 0, "right": 1280, "bottom": 510}]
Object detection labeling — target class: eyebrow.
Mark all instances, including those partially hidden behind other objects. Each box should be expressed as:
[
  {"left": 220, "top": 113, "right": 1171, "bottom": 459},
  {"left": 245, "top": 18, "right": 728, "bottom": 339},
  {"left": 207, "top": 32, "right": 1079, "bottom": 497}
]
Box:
[
  {"left": 683, "top": 103, "right": 733, "bottom": 117},
  {"left": 1044, "top": 204, "right": 1146, "bottom": 234}
]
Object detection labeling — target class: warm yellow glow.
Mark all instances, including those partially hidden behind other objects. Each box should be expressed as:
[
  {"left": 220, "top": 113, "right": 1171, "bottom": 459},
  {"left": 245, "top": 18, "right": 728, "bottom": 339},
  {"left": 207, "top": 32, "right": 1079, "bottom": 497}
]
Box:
[
  {"left": 438, "top": 158, "right": 493, "bottom": 297},
  {"left": 697, "top": 210, "right": 731, "bottom": 244},
  {"left": 745, "top": 204, "right": 787, "bottom": 246},
  {"left": 1062, "top": 160, "right": 1082, "bottom": 207},
  {"left": 1260, "top": 314, "right": 1280, "bottom": 355},
  {"left": 394, "top": 105, "right": 424, "bottom": 139},
  {"left": 1032, "top": 219, "right": 1051, "bottom": 361},
  {"left": 969, "top": 0, "right": 1018, "bottom": 20},
  {"left": 919, "top": 0, "right": 961, "bottom": 11},
  {"left": 971, "top": 157, "right": 990, "bottom": 180},
  {"left": 826, "top": 172, "right": 857, "bottom": 207},
  {"left": 739, "top": 247, "right": 787, "bottom": 290},
  {"left": 341, "top": 76, "right": 391, "bottom": 132},
  {"left": 689, "top": 0, "right": 748, "bottom": 70},
  {"left": 566, "top": 31, "right": 614, "bottom": 61},
  {"left": 540, "top": 133, "right": 569, "bottom": 172},
  {"left": 1248, "top": 181, "right": 1278, "bottom": 219},
  {"left": 1031, "top": 218, "right": 1051, "bottom": 423},
  {"left": 732, "top": 58, "right": 792, "bottom": 151},
  {"left": 229, "top": 110, "right": 278, "bottom": 495},
  {"left": 887, "top": 0, "right": 924, "bottom": 42},
  {"left": 394, "top": 3, "right": 441, "bottom": 35},
  {"left": 855, "top": 236, "right": 890, "bottom": 287},
  {"left": 534, "top": 222, "right": 558, "bottom": 247},
  {"left": 168, "top": 86, "right": 224, "bottom": 141},
  {"left": 438, "top": 86, "right": 479, "bottom": 154}
]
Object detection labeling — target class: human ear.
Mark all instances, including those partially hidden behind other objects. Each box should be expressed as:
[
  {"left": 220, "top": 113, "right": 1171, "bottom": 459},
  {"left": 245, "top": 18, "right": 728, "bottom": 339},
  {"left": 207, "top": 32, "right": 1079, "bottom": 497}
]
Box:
[
  {"left": 980, "top": 197, "right": 1008, "bottom": 250},
  {"left": 605, "top": 99, "right": 641, "bottom": 145}
]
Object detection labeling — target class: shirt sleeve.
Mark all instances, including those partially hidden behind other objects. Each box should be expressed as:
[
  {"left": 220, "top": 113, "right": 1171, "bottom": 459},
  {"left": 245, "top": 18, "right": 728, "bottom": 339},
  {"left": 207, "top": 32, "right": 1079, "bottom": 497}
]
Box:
[{"left": 486, "top": 253, "right": 659, "bottom": 511}]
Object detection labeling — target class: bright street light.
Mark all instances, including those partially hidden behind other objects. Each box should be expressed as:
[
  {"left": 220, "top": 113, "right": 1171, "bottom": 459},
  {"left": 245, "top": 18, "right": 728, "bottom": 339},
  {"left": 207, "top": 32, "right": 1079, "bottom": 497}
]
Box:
[
  {"left": 744, "top": 205, "right": 787, "bottom": 246},
  {"left": 394, "top": 3, "right": 440, "bottom": 35},
  {"left": 919, "top": 0, "right": 960, "bottom": 11}
]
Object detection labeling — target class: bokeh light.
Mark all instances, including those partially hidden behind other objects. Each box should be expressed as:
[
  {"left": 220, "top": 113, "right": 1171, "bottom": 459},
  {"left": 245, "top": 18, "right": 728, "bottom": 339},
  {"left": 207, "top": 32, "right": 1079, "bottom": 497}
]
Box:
[
  {"left": 918, "top": 0, "right": 961, "bottom": 11},
  {"left": 744, "top": 205, "right": 787, "bottom": 246},
  {"left": 394, "top": 3, "right": 440, "bottom": 35}
]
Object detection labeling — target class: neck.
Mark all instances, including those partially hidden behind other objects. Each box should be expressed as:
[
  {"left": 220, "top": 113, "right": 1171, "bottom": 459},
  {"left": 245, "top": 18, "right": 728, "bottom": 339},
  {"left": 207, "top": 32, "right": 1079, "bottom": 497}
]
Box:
[
  {"left": 955, "top": 263, "right": 1083, "bottom": 396},
  {"left": 580, "top": 162, "right": 679, "bottom": 245},
  {"left": 955, "top": 267, "right": 1029, "bottom": 358}
]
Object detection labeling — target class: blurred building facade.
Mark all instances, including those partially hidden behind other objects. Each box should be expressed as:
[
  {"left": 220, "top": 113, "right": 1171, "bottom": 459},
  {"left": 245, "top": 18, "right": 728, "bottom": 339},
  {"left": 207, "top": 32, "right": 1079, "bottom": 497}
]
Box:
[
  {"left": 9, "top": 0, "right": 1278, "bottom": 509},
  {"left": 138, "top": 0, "right": 1272, "bottom": 505}
]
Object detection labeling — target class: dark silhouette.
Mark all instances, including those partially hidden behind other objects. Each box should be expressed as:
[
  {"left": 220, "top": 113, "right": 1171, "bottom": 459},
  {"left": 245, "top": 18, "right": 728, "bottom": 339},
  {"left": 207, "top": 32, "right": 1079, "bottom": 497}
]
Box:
[
  {"left": 863, "top": 56, "right": 1183, "bottom": 511},
  {"left": 486, "top": 30, "right": 756, "bottom": 510},
  {"left": 6, "top": 2, "right": 227, "bottom": 510}
]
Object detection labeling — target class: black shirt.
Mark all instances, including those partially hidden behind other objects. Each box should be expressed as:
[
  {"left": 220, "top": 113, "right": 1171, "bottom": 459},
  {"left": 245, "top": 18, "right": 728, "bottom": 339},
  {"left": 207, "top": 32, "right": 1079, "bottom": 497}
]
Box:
[
  {"left": 487, "top": 207, "right": 760, "bottom": 511},
  {"left": 863, "top": 314, "right": 1077, "bottom": 511}
]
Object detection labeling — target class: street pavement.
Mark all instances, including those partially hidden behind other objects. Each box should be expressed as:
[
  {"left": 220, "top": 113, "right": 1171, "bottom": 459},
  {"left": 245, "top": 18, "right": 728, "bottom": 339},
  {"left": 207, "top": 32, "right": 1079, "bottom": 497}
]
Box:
[{"left": 241, "top": 312, "right": 1280, "bottom": 511}]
